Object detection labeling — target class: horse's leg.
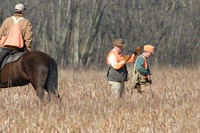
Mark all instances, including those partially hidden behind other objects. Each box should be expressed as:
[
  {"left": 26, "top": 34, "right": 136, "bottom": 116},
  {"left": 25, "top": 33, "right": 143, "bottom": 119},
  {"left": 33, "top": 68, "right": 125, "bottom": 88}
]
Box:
[{"left": 35, "top": 87, "right": 45, "bottom": 100}]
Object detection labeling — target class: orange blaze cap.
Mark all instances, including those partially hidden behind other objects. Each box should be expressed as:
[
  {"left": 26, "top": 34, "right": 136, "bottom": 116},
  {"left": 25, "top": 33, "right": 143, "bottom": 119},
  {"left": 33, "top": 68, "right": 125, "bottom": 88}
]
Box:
[{"left": 144, "top": 44, "right": 155, "bottom": 54}]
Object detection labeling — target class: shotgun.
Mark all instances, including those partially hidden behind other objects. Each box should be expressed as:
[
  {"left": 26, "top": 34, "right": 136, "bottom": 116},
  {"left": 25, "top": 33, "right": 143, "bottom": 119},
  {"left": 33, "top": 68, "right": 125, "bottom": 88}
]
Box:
[
  {"left": 124, "top": 37, "right": 156, "bottom": 62},
  {"left": 129, "top": 37, "right": 156, "bottom": 55}
]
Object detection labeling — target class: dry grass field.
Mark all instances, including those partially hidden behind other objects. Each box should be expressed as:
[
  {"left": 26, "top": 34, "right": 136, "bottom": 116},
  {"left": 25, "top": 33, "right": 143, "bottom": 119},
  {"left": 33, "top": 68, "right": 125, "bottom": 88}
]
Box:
[{"left": 0, "top": 66, "right": 200, "bottom": 133}]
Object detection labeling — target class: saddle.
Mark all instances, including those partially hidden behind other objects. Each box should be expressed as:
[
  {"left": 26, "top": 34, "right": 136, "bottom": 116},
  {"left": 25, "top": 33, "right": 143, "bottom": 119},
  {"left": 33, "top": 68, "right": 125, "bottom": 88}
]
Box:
[{"left": 1, "top": 51, "right": 27, "bottom": 70}]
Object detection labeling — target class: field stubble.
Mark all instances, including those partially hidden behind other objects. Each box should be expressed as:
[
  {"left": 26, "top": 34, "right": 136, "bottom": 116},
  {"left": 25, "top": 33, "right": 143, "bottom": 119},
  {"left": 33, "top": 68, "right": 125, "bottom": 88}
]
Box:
[{"left": 0, "top": 67, "right": 200, "bottom": 133}]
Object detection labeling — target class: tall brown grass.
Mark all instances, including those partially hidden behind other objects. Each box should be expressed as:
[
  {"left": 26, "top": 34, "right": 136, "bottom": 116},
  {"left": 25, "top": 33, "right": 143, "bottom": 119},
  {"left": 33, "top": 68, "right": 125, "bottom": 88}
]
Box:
[{"left": 0, "top": 67, "right": 200, "bottom": 132}]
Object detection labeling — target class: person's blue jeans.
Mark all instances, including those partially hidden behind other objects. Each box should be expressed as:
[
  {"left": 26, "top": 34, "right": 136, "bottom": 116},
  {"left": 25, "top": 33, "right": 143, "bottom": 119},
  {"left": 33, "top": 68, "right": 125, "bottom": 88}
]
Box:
[{"left": 0, "top": 47, "right": 12, "bottom": 65}]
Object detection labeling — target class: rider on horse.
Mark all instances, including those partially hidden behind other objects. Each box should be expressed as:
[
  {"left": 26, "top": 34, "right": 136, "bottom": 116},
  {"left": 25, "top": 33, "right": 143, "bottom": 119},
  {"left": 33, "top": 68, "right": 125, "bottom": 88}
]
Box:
[{"left": 0, "top": 3, "right": 33, "bottom": 66}]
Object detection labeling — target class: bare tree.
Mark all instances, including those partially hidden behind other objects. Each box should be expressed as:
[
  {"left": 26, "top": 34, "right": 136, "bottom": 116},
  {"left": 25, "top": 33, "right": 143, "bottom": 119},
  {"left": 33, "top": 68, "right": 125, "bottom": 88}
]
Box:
[{"left": 1, "top": 0, "right": 199, "bottom": 68}]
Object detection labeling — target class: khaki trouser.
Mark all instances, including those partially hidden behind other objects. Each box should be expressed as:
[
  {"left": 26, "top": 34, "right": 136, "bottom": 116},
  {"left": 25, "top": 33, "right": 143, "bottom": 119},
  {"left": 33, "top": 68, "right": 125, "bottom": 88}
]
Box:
[{"left": 109, "top": 81, "right": 125, "bottom": 98}]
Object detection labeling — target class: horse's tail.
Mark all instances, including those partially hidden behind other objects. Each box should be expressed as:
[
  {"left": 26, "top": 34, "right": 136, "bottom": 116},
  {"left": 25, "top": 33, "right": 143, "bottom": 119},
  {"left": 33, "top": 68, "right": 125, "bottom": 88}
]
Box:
[{"left": 47, "top": 58, "right": 61, "bottom": 101}]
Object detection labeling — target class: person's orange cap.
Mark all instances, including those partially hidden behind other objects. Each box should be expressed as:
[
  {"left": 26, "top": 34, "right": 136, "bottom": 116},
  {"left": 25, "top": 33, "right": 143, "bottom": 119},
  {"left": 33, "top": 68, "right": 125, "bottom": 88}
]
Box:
[{"left": 144, "top": 44, "right": 155, "bottom": 54}]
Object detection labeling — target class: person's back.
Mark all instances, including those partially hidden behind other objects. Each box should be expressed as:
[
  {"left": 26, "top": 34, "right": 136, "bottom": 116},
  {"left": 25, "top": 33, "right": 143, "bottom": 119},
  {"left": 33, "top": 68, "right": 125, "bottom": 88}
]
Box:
[
  {"left": 1, "top": 16, "right": 25, "bottom": 48},
  {"left": 0, "top": 3, "right": 33, "bottom": 65}
]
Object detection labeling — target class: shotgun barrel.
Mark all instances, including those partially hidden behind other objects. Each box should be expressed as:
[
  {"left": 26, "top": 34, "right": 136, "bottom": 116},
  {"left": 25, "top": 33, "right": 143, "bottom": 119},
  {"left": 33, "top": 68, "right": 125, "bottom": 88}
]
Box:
[{"left": 130, "top": 37, "right": 155, "bottom": 55}]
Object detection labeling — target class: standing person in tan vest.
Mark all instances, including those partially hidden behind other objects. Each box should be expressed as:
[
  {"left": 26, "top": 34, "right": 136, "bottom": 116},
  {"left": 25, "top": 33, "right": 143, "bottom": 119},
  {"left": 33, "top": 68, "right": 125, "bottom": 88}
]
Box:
[
  {"left": 132, "top": 44, "right": 155, "bottom": 94},
  {"left": 0, "top": 3, "right": 33, "bottom": 65},
  {"left": 106, "top": 38, "right": 141, "bottom": 98}
]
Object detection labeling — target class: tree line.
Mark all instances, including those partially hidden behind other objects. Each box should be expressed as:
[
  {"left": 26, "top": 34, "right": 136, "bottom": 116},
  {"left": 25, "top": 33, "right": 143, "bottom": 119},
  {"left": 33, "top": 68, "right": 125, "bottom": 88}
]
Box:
[{"left": 1, "top": 0, "right": 200, "bottom": 68}]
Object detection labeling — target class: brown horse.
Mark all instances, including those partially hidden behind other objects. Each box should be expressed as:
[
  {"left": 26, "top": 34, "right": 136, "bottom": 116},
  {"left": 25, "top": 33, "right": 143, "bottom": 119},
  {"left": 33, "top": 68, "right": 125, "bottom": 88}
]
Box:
[{"left": 0, "top": 50, "right": 61, "bottom": 101}]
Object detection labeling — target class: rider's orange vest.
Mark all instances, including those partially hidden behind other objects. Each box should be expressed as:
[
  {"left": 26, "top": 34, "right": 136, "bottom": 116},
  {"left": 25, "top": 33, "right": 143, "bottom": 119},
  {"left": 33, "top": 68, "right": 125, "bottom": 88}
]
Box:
[{"left": 1, "top": 16, "right": 24, "bottom": 48}]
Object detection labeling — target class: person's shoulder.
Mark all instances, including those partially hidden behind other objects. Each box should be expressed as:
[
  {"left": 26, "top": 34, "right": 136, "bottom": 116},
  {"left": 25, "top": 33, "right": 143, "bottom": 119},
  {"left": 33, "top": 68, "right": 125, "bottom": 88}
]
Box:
[
  {"left": 21, "top": 17, "right": 29, "bottom": 21},
  {"left": 2, "top": 16, "right": 13, "bottom": 24},
  {"left": 4, "top": 16, "right": 13, "bottom": 21},
  {"left": 137, "top": 55, "right": 145, "bottom": 62},
  {"left": 137, "top": 54, "right": 144, "bottom": 59},
  {"left": 138, "top": 56, "right": 144, "bottom": 60},
  {"left": 20, "top": 17, "right": 32, "bottom": 24}
]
